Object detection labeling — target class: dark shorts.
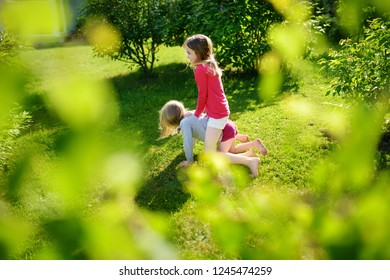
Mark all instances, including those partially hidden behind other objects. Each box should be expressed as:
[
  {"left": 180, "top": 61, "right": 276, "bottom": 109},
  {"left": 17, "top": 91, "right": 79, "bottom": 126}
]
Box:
[{"left": 221, "top": 120, "right": 238, "bottom": 142}]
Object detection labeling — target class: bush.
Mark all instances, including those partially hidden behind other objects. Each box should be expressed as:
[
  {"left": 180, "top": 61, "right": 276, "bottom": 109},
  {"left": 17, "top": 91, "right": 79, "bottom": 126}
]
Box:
[
  {"left": 0, "top": 31, "right": 19, "bottom": 65},
  {"left": 179, "top": 0, "right": 283, "bottom": 73},
  {"left": 319, "top": 17, "right": 390, "bottom": 105},
  {"left": 167, "top": 0, "right": 299, "bottom": 97},
  {"left": 0, "top": 109, "right": 31, "bottom": 171},
  {"left": 0, "top": 32, "right": 31, "bottom": 171}
]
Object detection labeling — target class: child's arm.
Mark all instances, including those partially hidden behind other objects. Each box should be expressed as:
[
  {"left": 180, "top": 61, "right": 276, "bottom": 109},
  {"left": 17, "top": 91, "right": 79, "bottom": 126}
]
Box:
[
  {"left": 179, "top": 136, "right": 197, "bottom": 167},
  {"left": 180, "top": 119, "right": 195, "bottom": 163},
  {"left": 194, "top": 66, "right": 208, "bottom": 117}
]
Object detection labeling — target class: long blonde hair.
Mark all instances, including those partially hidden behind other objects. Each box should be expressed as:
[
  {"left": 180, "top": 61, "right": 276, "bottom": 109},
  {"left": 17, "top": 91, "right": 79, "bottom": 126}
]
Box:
[
  {"left": 158, "top": 100, "right": 186, "bottom": 139},
  {"left": 184, "top": 34, "right": 222, "bottom": 77}
]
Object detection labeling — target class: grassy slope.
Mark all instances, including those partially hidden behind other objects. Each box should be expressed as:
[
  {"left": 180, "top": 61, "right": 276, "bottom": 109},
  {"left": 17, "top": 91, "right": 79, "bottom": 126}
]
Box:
[{"left": 12, "top": 45, "right": 344, "bottom": 259}]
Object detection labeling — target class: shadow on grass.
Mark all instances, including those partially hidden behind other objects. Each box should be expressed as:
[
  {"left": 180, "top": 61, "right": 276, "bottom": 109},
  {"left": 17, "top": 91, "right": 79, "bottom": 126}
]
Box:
[
  {"left": 110, "top": 63, "right": 196, "bottom": 147},
  {"left": 135, "top": 154, "right": 190, "bottom": 213},
  {"left": 23, "top": 94, "right": 64, "bottom": 131}
]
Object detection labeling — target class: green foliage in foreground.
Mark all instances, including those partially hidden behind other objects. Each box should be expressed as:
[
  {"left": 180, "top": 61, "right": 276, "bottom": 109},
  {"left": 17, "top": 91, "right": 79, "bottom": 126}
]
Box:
[{"left": 0, "top": 44, "right": 389, "bottom": 260}]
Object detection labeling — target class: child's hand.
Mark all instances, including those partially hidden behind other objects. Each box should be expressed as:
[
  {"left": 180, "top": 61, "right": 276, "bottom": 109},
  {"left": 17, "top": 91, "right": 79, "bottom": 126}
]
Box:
[{"left": 179, "top": 161, "right": 192, "bottom": 167}]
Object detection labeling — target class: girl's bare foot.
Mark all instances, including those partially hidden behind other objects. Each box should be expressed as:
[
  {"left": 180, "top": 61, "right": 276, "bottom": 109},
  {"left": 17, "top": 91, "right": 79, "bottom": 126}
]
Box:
[
  {"left": 248, "top": 157, "right": 260, "bottom": 177},
  {"left": 254, "top": 138, "right": 268, "bottom": 156}
]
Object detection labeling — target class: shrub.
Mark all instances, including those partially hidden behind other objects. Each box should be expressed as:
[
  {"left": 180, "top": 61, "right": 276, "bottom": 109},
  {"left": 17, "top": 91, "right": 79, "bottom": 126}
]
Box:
[
  {"left": 319, "top": 17, "right": 390, "bottom": 105},
  {"left": 0, "top": 109, "right": 31, "bottom": 171},
  {"left": 0, "top": 31, "right": 19, "bottom": 65},
  {"left": 180, "top": 0, "right": 283, "bottom": 73},
  {"left": 312, "top": 0, "right": 342, "bottom": 44},
  {"left": 0, "top": 32, "right": 31, "bottom": 171}
]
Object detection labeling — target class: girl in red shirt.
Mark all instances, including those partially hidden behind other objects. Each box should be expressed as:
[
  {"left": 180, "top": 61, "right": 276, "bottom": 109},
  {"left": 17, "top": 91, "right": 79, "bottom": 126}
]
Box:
[{"left": 184, "top": 34, "right": 230, "bottom": 152}]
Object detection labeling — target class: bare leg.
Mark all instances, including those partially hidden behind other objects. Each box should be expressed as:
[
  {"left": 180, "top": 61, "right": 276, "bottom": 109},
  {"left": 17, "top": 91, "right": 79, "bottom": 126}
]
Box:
[
  {"left": 240, "top": 149, "right": 257, "bottom": 157},
  {"left": 224, "top": 153, "right": 260, "bottom": 177},
  {"left": 235, "top": 134, "right": 249, "bottom": 143},
  {"left": 219, "top": 140, "right": 257, "bottom": 158},
  {"left": 229, "top": 138, "right": 268, "bottom": 156},
  {"left": 218, "top": 138, "right": 234, "bottom": 153},
  {"left": 205, "top": 127, "right": 222, "bottom": 152}
]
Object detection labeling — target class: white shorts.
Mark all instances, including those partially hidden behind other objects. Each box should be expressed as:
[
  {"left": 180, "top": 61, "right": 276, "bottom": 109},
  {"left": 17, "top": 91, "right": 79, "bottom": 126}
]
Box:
[{"left": 207, "top": 116, "right": 229, "bottom": 130}]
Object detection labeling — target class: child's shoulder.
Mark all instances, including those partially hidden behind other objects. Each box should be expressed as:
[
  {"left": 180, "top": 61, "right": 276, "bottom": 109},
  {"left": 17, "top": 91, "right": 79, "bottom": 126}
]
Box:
[
  {"left": 195, "top": 63, "right": 213, "bottom": 75},
  {"left": 180, "top": 115, "right": 197, "bottom": 126},
  {"left": 195, "top": 64, "right": 207, "bottom": 71}
]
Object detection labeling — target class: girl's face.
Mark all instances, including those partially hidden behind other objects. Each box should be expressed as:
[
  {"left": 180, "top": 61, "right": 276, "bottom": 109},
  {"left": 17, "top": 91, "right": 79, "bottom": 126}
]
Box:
[{"left": 185, "top": 45, "right": 198, "bottom": 65}]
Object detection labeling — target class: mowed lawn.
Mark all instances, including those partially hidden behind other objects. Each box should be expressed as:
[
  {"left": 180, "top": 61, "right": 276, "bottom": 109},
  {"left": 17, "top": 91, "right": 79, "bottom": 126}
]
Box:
[{"left": 11, "top": 44, "right": 345, "bottom": 259}]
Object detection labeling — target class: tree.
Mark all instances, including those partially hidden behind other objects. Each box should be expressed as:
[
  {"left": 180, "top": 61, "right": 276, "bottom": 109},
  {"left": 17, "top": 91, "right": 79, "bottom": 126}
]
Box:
[{"left": 78, "top": 0, "right": 169, "bottom": 76}]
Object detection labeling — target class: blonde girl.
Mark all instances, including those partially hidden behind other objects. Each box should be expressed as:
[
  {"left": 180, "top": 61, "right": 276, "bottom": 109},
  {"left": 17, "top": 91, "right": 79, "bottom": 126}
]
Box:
[{"left": 184, "top": 34, "right": 230, "bottom": 152}]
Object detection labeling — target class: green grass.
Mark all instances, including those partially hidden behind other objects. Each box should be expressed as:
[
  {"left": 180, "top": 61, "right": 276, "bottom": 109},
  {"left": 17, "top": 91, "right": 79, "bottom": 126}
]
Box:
[{"left": 4, "top": 44, "right": 348, "bottom": 259}]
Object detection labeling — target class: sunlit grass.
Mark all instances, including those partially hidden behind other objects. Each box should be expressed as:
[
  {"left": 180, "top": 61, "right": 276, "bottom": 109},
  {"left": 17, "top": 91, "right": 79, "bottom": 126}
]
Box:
[{"left": 21, "top": 45, "right": 131, "bottom": 91}]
